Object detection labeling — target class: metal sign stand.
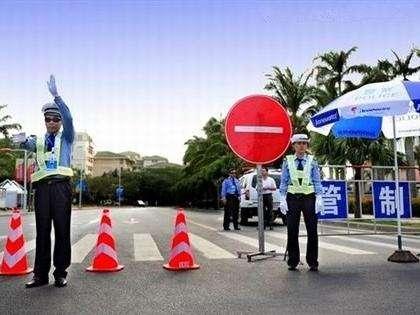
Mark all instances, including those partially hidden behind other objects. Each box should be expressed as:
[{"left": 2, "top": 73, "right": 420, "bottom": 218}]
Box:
[{"left": 237, "top": 164, "right": 283, "bottom": 262}]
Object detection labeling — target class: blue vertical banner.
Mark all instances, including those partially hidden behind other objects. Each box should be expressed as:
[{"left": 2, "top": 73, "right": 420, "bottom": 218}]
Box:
[
  {"left": 372, "top": 181, "right": 411, "bottom": 219},
  {"left": 318, "top": 180, "right": 348, "bottom": 220}
]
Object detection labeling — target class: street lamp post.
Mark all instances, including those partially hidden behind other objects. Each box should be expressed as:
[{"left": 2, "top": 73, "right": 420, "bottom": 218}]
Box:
[
  {"left": 118, "top": 166, "right": 122, "bottom": 207},
  {"left": 78, "top": 168, "right": 83, "bottom": 209}
]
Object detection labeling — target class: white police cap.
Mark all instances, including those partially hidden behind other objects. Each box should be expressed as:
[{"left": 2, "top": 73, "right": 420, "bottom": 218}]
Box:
[
  {"left": 291, "top": 134, "right": 309, "bottom": 144},
  {"left": 41, "top": 103, "right": 61, "bottom": 117}
]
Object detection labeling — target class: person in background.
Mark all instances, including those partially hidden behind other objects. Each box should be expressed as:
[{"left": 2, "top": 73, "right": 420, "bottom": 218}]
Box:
[
  {"left": 261, "top": 167, "right": 277, "bottom": 230},
  {"left": 221, "top": 169, "right": 241, "bottom": 231}
]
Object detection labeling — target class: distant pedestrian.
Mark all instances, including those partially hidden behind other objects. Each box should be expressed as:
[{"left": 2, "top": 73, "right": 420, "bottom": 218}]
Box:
[
  {"left": 221, "top": 169, "right": 241, "bottom": 231},
  {"left": 261, "top": 167, "right": 277, "bottom": 230}
]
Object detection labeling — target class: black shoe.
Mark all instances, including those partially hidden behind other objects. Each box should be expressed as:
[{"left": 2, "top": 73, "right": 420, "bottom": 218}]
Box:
[
  {"left": 25, "top": 277, "right": 49, "bottom": 288},
  {"left": 234, "top": 227, "right": 241, "bottom": 230},
  {"left": 309, "top": 266, "right": 318, "bottom": 272},
  {"left": 288, "top": 265, "right": 298, "bottom": 271},
  {"left": 54, "top": 277, "right": 68, "bottom": 287},
  {"left": 223, "top": 228, "right": 231, "bottom": 231}
]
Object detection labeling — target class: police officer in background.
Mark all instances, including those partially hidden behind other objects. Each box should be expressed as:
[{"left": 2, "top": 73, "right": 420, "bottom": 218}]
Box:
[
  {"left": 221, "top": 169, "right": 241, "bottom": 231},
  {"left": 279, "top": 134, "right": 324, "bottom": 271},
  {"left": 15, "top": 75, "right": 75, "bottom": 288}
]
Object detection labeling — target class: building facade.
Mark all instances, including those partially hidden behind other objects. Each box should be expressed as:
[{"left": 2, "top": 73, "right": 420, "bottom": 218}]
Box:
[
  {"left": 71, "top": 132, "right": 95, "bottom": 175},
  {"left": 92, "top": 151, "right": 135, "bottom": 177}
]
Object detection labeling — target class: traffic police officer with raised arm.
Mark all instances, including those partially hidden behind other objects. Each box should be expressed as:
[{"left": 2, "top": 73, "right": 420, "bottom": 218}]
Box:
[
  {"left": 279, "top": 134, "right": 324, "bottom": 271},
  {"left": 16, "top": 75, "right": 75, "bottom": 288}
]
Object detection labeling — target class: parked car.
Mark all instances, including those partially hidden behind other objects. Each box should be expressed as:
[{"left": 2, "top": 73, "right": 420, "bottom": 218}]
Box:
[{"left": 239, "top": 168, "right": 287, "bottom": 225}]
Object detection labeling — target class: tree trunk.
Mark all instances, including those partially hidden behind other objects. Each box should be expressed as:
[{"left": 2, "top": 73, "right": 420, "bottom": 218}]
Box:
[
  {"left": 405, "top": 137, "right": 417, "bottom": 198},
  {"left": 354, "top": 167, "right": 362, "bottom": 218}
]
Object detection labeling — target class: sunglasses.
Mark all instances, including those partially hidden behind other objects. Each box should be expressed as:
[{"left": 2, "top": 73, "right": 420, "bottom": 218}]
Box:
[{"left": 45, "top": 117, "right": 61, "bottom": 123}]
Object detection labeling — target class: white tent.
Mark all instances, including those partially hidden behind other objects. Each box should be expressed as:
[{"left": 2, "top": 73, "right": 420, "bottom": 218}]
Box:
[{"left": 0, "top": 179, "right": 25, "bottom": 209}]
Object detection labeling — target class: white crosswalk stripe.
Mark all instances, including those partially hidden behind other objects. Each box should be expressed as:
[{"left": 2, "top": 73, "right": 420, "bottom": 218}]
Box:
[
  {"left": 267, "top": 232, "right": 375, "bottom": 255},
  {"left": 71, "top": 234, "right": 96, "bottom": 263},
  {"left": 1, "top": 229, "right": 418, "bottom": 264},
  {"left": 134, "top": 234, "right": 164, "bottom": 261},
  {"left": 219, "top": 232, "right": 287, "bottom": 254},
  {"left": 190, "top": 233, "right": 236, "bottom": 259}
]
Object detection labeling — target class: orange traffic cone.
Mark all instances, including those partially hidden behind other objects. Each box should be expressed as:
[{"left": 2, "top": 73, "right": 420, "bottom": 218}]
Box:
[
  {"left": 86, "top": 209, "right": 124, "bottom": 272},
  {"left": 163, "top": 208, "right": 199, "bottom": 271},
  {"left": 0, "top": 208, "right": 33, "bottom": 275}
]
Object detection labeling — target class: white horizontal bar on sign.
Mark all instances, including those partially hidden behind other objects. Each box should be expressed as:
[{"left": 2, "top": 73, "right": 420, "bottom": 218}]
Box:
[
  {"left": 189, "top": 233, "right": 236, "bottom": 259},
  {"left": 134, "top": 234, "right": 164, "bottom": 261},
  {"left": 71, "top": 234, "right": 96, "bottom": 263},
  {"left": 234, "top": 126, "right": 284, "bottom": 134}
]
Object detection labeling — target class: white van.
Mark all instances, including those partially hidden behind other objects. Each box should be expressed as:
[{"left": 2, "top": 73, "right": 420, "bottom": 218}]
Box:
[{"left": 239, "top": 169, "right": 287, "bottom": 225}]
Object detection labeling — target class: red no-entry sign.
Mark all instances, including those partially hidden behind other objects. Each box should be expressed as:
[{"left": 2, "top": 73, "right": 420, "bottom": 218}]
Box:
[{"left": 225, "top": 95, "right": 292, "bottom": 164}]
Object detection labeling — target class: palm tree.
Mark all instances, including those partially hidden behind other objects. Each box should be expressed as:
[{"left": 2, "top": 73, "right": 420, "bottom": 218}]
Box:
[
  {"left": 180, "top": 117, "right": 244, "bottom": 208},
  {"left": 265, "top": 67, "right": 318, "bottom": 133},
  {"left": 313, "top": 46, "right": 370, "bottom": 95},
  {"left": 0, "top": 105, "right": 21, "bottom": 138}
]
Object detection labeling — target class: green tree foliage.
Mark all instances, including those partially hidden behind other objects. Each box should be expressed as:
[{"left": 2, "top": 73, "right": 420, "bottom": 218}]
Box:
[
  {"left": 0, "top": 138, "right": 16, "bottom": 181},
  {"left": 174, "top": 117, "right": 244, "bottom": 209},
  {"left": 0, "top": 105, "right": 21, "bottom": 138},
  {"left": 87, "top": 166, "right": 183, "bottom": 206},
  {"left": 0, "top": 105, "right": 22, "bottom": 181}
]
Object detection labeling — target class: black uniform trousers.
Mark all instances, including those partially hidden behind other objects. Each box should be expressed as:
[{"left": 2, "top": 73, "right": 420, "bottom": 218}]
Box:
[
  {"left": 263, "top": 193, "right": 273, "bottom": 228},
  {"left": 286, "top": 192, "right": 318, "bottom": 268},
  {"left": 223, "top": 194, "right": 239, "bottom": 229},
  {"left": 33, "top": 177, "right": 72, "bottom": 279}
]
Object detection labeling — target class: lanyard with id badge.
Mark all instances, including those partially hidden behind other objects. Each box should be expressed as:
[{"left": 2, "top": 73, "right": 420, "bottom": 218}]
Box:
[{"left": 45, "top": 148, "right": 58, "bottom": 171}]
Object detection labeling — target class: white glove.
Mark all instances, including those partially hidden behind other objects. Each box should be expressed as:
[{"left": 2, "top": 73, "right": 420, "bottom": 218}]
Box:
[
  {"left": 315, "top": 195, "right": 324, "bottom": 214},
  {"left": 279, "top": 195, "right": 288, "bottom": 215}
]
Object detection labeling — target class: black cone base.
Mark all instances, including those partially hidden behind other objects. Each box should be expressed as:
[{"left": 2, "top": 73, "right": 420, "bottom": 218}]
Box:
[{"left": 388, "top": 250, "right": 419, "bottom": 263}]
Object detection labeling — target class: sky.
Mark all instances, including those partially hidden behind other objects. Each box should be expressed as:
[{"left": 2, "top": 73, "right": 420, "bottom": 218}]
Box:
[{"left": 0, "top": 0, "right": 419, "bottom": 164}]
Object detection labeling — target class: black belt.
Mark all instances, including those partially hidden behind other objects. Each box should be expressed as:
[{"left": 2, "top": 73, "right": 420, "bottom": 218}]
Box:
[{"left": 37, "top": 176, "right": 70, "bottom": 185}]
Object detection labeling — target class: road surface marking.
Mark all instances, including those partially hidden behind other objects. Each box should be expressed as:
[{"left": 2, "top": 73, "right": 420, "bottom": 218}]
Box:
[
  {"left": 189, "top": 233, "right": 236, "bottom": 259},
  {"left": 219, "top": 232, "right": 287, "bottom": 253},
  {"left": 188, "top": 220, "right": 218, "bottom": 231},
  {"left": 234, "top": 126, "right": 284, "bottom": 134},
  {"left": 134, "top": 234, "right": 164, "bottom": 261},
  {"left": 329, "top": 235, "right": 420, "bottom": 253},
  {"left": 71, "top": 234, "right": 96, "bottom": 263},
  {"left": 267, "top": 232, "right": 375, "bottom": 255},
  {"left": 87, "top": 218, "right": 100, "bottom": 225},
  {"left": 124, "top": 218, "right": 139, "bottom": 224}
]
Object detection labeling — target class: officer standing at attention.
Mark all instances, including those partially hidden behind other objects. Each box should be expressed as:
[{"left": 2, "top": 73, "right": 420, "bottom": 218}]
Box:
[
  {"left": 17, "top": 75, "right": 75, "bottom": 288},
  {"left": 221, "top": 169, "right": 241, "bottom": 231},
  {"left": 279, "top": 134, "right": 324, "bottom": 271}
]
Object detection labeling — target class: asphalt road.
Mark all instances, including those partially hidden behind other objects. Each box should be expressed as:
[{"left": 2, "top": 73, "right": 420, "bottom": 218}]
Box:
[{"left": 0, "top": 207, "right": 419, "bottom": 315}]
